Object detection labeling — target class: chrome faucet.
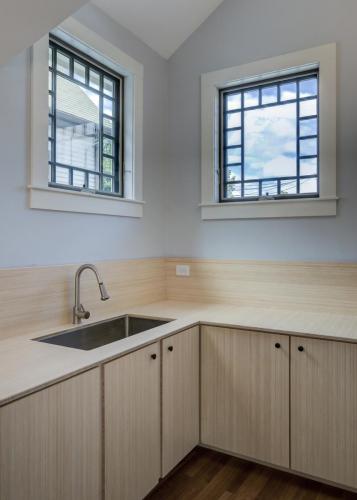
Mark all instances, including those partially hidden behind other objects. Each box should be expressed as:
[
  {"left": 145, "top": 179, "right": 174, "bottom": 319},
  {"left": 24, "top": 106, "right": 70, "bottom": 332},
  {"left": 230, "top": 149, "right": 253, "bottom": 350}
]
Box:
[{"left": 73, "top": 264, "right": 110, "bottom": 324}]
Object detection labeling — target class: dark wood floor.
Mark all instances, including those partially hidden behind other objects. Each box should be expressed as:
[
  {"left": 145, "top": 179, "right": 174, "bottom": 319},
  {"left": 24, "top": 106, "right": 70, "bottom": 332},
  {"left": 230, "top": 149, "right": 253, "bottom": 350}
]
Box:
[{"left": 147, "top": 447, "right": 357, "bottom": 500}]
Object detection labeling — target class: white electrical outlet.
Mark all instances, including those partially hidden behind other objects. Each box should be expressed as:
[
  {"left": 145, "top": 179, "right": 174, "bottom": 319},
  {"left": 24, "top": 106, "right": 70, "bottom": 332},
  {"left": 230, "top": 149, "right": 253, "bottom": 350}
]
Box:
[{"left": 176, "top": 264, "right": 190, "bottom": 277}]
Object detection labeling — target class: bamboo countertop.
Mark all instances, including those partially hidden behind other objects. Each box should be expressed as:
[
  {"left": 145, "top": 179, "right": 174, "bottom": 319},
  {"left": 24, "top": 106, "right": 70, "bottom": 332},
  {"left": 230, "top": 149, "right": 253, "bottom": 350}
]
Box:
[{"left": 1, "top": 300, "right": 357, "bottom": 406}]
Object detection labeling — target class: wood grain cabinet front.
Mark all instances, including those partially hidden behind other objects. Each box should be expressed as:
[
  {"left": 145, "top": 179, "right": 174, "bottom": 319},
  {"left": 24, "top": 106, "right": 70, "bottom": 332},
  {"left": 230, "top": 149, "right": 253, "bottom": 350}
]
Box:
[
  {"left": 0, "top": 368, "right": 102, "bottom": 500},
  {"left": 104, "top": 342, "right": 161, "bottom": 500},
  {"left": 201, "top": 326, "right": 290, "bottom": 468},
  {"left": 161, "top": 326, "right": 200, "bottom": 476},
  {"left": 291, "top": 336, "right": 357, "bottom": 489}
]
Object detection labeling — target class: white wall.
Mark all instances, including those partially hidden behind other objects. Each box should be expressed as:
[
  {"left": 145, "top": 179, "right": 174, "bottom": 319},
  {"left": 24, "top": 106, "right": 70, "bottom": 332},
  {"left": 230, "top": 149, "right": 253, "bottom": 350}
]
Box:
[
  {"left": 166, "top": 0, "right": 357, "bottom": 261},
  {"left": 0, "top": 4, "right": 169, "bottom": 267}
]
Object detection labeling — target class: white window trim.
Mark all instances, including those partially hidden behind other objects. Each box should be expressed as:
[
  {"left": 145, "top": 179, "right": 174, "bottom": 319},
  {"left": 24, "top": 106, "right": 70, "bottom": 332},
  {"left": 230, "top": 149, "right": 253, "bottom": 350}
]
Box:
[
  {"left": 201, "top": 43, "right": 337, "bottom": 220},
  {"left": 29, "top": 17, "right": 144, "bottom": 218}
]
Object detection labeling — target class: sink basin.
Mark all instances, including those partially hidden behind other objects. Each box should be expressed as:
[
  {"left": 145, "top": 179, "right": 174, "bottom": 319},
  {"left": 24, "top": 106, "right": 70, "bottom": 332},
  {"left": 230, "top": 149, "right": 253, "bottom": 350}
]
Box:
[{"left": 34, "top": 315, "right": 172, "bottom": 351}]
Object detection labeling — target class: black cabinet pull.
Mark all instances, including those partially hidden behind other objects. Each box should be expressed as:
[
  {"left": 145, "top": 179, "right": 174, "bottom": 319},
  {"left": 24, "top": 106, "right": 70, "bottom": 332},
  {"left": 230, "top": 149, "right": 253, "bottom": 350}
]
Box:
[
  {"left": 168, "top": 346, "right": 173, "bottom": 352},
  {"left": 298, "top": 346, "right": 304, "bottom": 352},
  {"left": 275, "top": 343, "right": 281, "bottom": 349},
  {"left": 151, "top": 354, "right": 157, "bottom": 360}
]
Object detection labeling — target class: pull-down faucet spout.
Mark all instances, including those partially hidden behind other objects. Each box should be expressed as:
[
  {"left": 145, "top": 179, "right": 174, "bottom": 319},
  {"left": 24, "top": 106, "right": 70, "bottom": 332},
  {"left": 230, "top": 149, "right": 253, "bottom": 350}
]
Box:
[{"left": 73, "top": 264, "right": 110, "bottom": 324}]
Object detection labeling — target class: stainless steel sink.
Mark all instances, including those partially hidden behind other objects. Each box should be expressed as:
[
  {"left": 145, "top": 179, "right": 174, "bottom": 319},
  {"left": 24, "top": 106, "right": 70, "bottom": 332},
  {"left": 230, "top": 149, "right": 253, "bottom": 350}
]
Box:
[{"left": 34, "top": 315, "right": 172, "bottom": 351}]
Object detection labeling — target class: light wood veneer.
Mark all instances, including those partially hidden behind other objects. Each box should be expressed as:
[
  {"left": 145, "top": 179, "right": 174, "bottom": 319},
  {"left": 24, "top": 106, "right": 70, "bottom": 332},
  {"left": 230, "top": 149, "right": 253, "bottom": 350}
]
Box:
[
  {"left": 162, "top": 326, "right": 200, "bottom": 476},
  {"left": 0, "top": 368, "right": 101, "bottom": 500},
  {"left": 291, "top": 336, "right": 357, "bottom": 489},
  {"left": 201, "top": 326, "right": 290, "bottom": 468},
  {"left": 166, "top": 259, "right": 357, "bottom": 314},
  {"left": 104, "top": 342, "right": 161, "bottom": 500},
  {"left": 0, "top": 258, "right": 166, "bottom": 341}
]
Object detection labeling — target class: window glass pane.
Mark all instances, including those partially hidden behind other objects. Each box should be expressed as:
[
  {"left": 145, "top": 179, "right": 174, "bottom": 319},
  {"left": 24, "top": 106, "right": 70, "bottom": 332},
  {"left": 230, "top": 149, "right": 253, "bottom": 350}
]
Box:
[
  {"left": 300, "top": 157, "right": 317, "bottom": 176},
  {"left": 103, "top": 117, "right": 114, "bottom": 136},
  {"left": 49, "top": 47, "right": 53, "bottom": 68},
  {"left": 281, "top": 179, "right": 297, "bottom": 195},
  {"left": 48, "top": 140, "right": 52, "bottom": 161},
  {"left": 56, "top": 166, "right": 70, "bottom": 185},
  {"left": 300, "top": 177, "right": 317, "bottom": 194},
  {"left": 48, "top": 72, "right": 52, "bottom": 91},
  {"left": 300, "top": 138, "right": 317, "bottom": 156},
  {"left": 226, "top": 93, "right": 241, "bottom": 111},
  {"left": 300, "top": 78, "right": 318, "bottom": 98},
  {"left": 102, "top": 176, "right": 113, "bottom": 192},
  {"left": 226, "top": 166, "right": 241, "bottom": 182},
  {"left": 262, "top": 180, "right": 278, "bottom": 196},
  {"left": 244, "top": 102, "right": 297, "bottom": 179},
  {"left": 226, "top": 147, "right": 241, "bottom": 165},
  {"left": 280, "top": 82, "right": 297, "bottom": 101},
  {"left": 103, "top": 157, "right": 113, "bottom": 174},
  {"left": 226, "top": 112, "right": 241, "bottom": 129},
  {"left": 48, "top": 94, "right": 53, "bottom": 114},
  {"left": 103, "top": 98, "right": 113, "bottom": 117},
  {"left": 48, "top": 116, "right": 53, "bottom": 138},
  {"left": 244, "top": 89, "right": 259, "bottom": 108},
  {"left": 261, "top": 86, "right": 278, "bottom": 105},
  {"left": 48, "top": 163, "right": 52, "bottom": 182},
  {"left": 226, "top": 130, "right": 241, "bottom": 147},
  {"left": 55, "top": 75, "right": 100, "bottom": 171},
  {"left": 300, "top": 118, "right": 317, "bottom": 137},
  {"left": 89, "top": 69, "right": 100, "bottom": 90},
  {"left": 244, "top": 182, "right": 259, "bottom": 197},
  {"left": 56, "top": 52, "right": 70, "bottom": 75},
  {"left": 300, "top": 98, "right": 317, "bottom": 117},
  {"left": 103, "top": 137, "right": 114, "bottom": 155},
  {"left": 74, "top": 60, "right": 86, "bottom": 84},
  {"left": 103, "top": 77, "right": 114, "bottom": 97},
  {"left": 225, "top": 183, "right": 241, "bottom": 198},
  {"left": 73, "top": 170, "right": 86, "bottom": 188},
  {"left": 88, "top": 173, "right": 98, "bottom": 190}
]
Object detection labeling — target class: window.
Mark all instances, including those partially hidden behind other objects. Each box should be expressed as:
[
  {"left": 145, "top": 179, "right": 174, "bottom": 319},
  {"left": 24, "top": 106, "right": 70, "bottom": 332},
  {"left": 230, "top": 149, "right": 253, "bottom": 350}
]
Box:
[
  {"left": 48, "top": 38, "right": 123, "bottom": 196},
  {"left": 220, "top": 72, "right": 319, "bottom": 202},
  {"left": 200, "top": 44, "right": 336, "bottom": 219}
]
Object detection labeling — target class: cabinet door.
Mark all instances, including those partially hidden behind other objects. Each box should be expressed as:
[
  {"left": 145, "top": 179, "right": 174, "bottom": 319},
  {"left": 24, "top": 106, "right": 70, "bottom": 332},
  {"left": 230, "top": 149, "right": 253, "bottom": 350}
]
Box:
[
  {"left": 104, "top": 343, "right": 161, "bottom": 500},
  {"left": 162, "top": 326, "right": 200, "bottom": 476},
  {"left": 201, "top": 326, "right": 289, "bottom": 468},
  {"left": 0, "top": 368, "right": 101, "bottom": 500},
  {"left": 291, "top": 336, "right": 357, "bottom": 489}
]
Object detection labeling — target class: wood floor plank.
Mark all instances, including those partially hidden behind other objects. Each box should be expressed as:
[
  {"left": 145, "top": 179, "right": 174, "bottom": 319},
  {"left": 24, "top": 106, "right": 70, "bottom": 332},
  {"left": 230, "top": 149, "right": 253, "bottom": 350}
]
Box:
[{"left": 146, "top": 448, "right": 357, "bottom": 500}]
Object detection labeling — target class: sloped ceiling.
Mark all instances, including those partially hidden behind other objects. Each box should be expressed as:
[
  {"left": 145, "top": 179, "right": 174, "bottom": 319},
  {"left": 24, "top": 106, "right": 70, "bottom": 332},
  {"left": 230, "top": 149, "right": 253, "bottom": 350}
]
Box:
[
  {"left": 0, "top": 0, "right": 88, "bottom": 66},
  {"left": 93, "top": 0, "right": 225, "bottom": 59}
]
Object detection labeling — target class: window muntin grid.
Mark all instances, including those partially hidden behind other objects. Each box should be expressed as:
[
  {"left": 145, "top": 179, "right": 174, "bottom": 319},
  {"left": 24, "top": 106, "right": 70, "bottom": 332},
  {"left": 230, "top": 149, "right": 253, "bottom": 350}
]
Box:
[
  {"left": 220, "top": 72, "right": 319, "bottom": 201},
  {"left": 48, "top": 39, "right": 123, "bottom": 196}
]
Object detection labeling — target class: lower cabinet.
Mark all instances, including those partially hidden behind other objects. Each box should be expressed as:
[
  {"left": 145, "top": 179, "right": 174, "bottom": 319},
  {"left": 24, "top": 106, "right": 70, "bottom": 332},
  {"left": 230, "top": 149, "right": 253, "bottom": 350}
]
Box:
[
  {"left": 291, "top": 336, "right": 357, "bottom": 489},
  {"left": 0, "top": 368, "right": 101, "bottom": 500},
  {"left": 162, "top": 326, "right": 200, "bottom": 476},
  {"left": 201, "top": 326, "right": 290, "bottom": 468},
  {"left": 104, "top": 342, "right": 161, "bottom": 500}
]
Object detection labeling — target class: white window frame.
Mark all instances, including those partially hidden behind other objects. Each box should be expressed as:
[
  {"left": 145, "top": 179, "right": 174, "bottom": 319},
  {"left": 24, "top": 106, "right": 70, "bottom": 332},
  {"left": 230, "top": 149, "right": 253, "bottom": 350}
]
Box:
[
  {"left": 201, "top": 44, "right": 337, "bottom": 220},
  {"left": 29, "top": 18, "right": 144, "bottom": 218}
]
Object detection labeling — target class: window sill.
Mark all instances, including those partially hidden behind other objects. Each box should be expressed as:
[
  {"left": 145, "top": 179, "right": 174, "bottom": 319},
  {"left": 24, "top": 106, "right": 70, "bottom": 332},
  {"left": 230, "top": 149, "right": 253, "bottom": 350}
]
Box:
[
  {"left": 200, "top": 197, "right": 337, "bottom": 220},
  {"left": 29, "top": 185, "right": 144, "bottom": 217}
]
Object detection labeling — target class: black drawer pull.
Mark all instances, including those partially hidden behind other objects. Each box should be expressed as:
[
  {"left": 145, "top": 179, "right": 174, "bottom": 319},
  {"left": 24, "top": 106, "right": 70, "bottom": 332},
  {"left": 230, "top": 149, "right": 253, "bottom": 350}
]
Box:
[
  {"left": 298, "top": 346, "right": 304, "bottom": 352},
  {"left": 275, "top": 343, "right": 281, "bottom": 349},
  {"left": 168, "top": 346, "right": 174, "bottom": 352},
  {"left": 151, "top": 354, "right": 157, "bottom": 360}
]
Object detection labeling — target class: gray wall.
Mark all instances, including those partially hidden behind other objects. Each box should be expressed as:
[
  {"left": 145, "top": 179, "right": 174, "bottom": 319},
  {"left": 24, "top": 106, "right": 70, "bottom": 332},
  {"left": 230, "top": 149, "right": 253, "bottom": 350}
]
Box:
[
  {"left": 0, "top": 4, "right": 168, "bottom": 267},
  {"left": 166, "top": 0, "right": 357, "bottom": 261}
]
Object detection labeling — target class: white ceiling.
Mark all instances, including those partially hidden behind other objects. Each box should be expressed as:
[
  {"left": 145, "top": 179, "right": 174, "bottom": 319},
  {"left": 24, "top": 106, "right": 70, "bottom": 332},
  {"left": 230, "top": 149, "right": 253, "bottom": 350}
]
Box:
[
  {"left": 92, "top": 0, "right": 225, "bottom": 59},
  {"left": 0, "top": 0, "right": 87, "bottom": 67}
]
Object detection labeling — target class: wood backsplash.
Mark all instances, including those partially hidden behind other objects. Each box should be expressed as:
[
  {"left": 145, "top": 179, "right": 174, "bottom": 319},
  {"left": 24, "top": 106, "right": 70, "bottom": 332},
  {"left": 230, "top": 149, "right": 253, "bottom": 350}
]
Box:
[{"left": 0, "top": 258, "right": 166, "bottom": 340}]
